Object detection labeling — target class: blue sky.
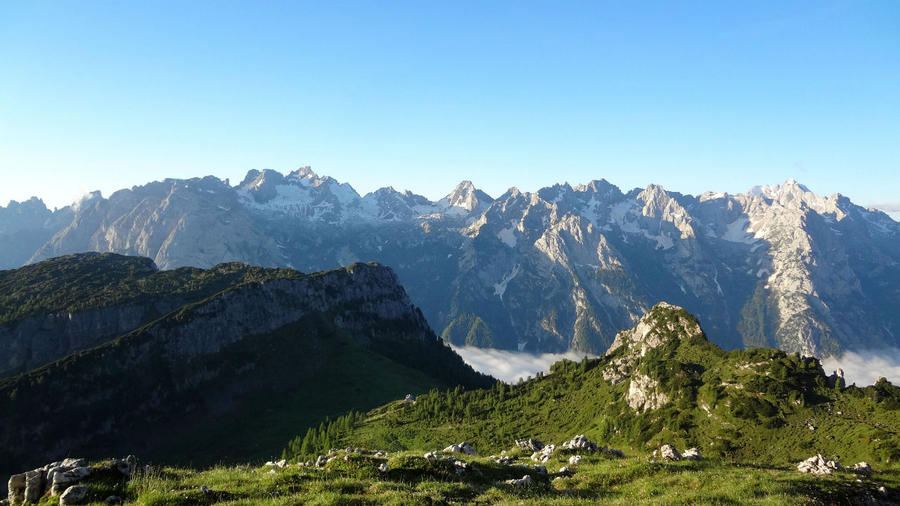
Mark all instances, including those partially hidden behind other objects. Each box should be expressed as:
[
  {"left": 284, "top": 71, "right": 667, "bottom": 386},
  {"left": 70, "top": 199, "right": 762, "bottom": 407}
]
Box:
[{"left": 1, "top": 1, "right": 898, "bottom": 213}]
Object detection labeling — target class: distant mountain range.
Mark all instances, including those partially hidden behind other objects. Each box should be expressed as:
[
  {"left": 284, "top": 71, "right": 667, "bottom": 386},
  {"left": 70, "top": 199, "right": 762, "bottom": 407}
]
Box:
[{"left": 2, "top": 168, "right": 898, "bottom": 356}]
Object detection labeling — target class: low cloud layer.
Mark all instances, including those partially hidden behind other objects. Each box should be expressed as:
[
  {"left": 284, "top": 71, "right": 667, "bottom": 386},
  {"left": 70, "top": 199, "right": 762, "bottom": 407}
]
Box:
[
  {"left": 821, "top": 349, "right": 900, "bottom": 386},
  {"left": 452, "top": 345, "right": 900, "bottom": 387},
  {"left": 871, "top": 202, "right": 900, "bottom": 221},
  {"left": 451, "top": 345, "right": 594, "bottom": 383}
]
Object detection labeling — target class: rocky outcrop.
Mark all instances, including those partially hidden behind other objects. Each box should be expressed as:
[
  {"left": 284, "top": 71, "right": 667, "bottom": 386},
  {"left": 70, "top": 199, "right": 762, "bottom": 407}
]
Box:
[
  {"left": 0, "top": 304, "right": 165, "bottom": 378},
  {"left": 7, "top": 456, "right": 134, "bottom": 504},
  {"left": 626, "top": 374, "right": 670, "bottom": 412}
]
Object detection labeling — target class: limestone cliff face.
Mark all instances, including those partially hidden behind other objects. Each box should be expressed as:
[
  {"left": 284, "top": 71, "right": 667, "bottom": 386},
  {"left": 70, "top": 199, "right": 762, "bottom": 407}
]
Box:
[{"left": 0, "top": 304, "right": 167, "bottom": 377}]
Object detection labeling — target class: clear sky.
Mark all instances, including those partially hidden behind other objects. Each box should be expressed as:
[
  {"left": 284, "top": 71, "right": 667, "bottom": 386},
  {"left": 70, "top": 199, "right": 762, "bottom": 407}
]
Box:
[{"left": 1, "top": 1, "right": 898, "bottom": 215}]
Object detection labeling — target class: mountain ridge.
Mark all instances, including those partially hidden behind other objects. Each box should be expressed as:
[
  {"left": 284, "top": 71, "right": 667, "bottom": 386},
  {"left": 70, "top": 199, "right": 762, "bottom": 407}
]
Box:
[
  {"left": 0, "top": 253, "right": 492, "bottom": 484},
  {"left": 2, "top": 168, "right": 898, "bottom": 358}
]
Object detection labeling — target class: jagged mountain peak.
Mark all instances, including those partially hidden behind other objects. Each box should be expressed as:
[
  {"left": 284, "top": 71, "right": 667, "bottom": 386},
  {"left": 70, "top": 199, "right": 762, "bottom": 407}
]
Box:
[
  {"left": 442, "top": 180, "right": 493, "bottom": 213},
  {"left": 288, "top": 166, "right": 318, "bottom": 180}
]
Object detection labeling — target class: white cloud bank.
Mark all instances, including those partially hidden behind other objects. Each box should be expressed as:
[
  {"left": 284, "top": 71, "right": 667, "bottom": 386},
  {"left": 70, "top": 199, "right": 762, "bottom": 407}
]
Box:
[
  {"left": 451, "top": 345, "right": 594, "bottom": 383},
  {"left": 452, "top": 345, "right": 900, "bottom": 387},
  {"left": 821, "top": 349, "right": 900, "bottom": 386}
]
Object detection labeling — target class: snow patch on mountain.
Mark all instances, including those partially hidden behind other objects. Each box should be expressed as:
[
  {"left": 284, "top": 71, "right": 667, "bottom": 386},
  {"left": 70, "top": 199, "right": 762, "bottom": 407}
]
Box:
[{"left": 493, "top": 264, "right": 521, "bottom": 300}]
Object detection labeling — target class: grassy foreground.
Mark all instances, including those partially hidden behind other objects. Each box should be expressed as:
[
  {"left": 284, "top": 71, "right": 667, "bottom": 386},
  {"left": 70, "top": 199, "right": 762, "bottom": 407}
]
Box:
[{"left": 28, "top": 448, "right": 899, "bottom": 505}]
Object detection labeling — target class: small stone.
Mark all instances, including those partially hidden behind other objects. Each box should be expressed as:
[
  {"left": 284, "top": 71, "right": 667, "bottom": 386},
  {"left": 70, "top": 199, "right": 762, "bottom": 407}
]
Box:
[
  {"left": 558, "top": 466, "right": 571, "bottom": 474},
  {"left": 568, "top": 455, "right": 583, "bottom": 465},
  {"left": 682, "top": 448, "right": 703, "bottom": 461},
  {"left": 515, "top": 438, "right": 544, "bottom": 452},
  {"left": 852, "top": 462, "right": 872, "bottom": 475},
  {"left": 502, "top": 475, "right": 533, "bottom": 486},
  {"left": 660, "top": 444, "right": 681, "bottom": 461},
  {"left": 378, "top": 463, "right": 388, "bottom": 473},
  {"left": 59, "top": 485, "right": 88, "bottom": 506}
]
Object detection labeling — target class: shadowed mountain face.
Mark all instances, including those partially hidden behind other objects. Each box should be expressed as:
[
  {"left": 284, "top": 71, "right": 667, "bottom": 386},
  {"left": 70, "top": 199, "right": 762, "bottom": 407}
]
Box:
[
  {"left": 3, "top": 169, "right": 899, "bottom": 356},
  {"left": 0, "top": 253, "right": 493, "bottom": 484}
]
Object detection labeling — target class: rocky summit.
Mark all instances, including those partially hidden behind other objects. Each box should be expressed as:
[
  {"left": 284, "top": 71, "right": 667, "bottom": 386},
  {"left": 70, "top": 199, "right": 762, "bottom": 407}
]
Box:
[{"left": 2, "top": 170, "right": 898, "bottom": 357}]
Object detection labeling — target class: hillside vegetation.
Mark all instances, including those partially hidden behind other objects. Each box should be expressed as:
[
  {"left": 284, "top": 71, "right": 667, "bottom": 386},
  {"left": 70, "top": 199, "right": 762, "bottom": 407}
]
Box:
[{"left": 280, "top": 304, "right": 899, "bottom": 468}]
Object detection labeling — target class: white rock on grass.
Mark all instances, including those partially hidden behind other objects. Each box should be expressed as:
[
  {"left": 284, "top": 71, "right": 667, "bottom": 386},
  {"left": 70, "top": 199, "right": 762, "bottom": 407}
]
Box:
[
  {"left": 852, "top": 462, "right": 872, "bottom": 475},
  {"left": 797, "top": 454, "right": 842, "bottom": 475},
  {"left": 502, "top": 475, "right": 533, "bottom": 486},
  {"left": 568, "top": 455, "right": 583, "bottom": 465},
  {"left": 515, "top": 438, "right": 544, "bottom": 452},
  {"left": 59, "top": 485, "right": 88, "bottom": 506},
  {"left": 531, "top": 444, "right": 556, "bottom": 463},
  {"left": 682, "top": 448, "right": 703, "bottom": 461},
  {"left": 660, "top": 444, "right": 682, "bottom": 461}
]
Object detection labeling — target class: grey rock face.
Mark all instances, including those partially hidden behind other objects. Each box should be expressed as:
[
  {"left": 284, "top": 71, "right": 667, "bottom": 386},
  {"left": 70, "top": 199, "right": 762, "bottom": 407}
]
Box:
[
  {"left": 7, "top": 474, "right": 24, "bottom": 504},
  {"left": 58, "top": 484, "right": 87, "bottom": 505},
  {"left": 660, "top": 444, "right": 681, "bottom": 461},
  {"left": 3, "top": 170, "right": 898, "bottom": 356}
]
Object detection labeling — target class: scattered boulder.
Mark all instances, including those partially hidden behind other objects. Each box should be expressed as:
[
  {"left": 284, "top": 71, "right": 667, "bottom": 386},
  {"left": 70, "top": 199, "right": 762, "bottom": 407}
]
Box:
[
  {"left": 531, "top": 444, "right": 556, "bottom": 463},
  {"left": 492, "top": 455, "right": 514, "bottom": 465},
  {"left": 682, "top": 448, "right": 703, "bottom": 461},
  {"left": 561, "top": 435, "right": 597, "bottom": 452},
  {"left": 558, "top": 466, "right": 571, "bottom": 474},
  {"left": 660, "top": 444, "right": 681, "bottom": 461},
  {"left": 115, "top": 455, "right": 138, "bottom": 477},
  {"left": 315, "top": 455, "right": 327, "bottom": 468},
  {"left": 403, "top": 394, "right": 416, "bottom": 402},
  {"left": 442, "top": 441, "right": 476, "bottom": 455},
  {"left": 59, "top": 485, "right": 88, "bottom": 506},
  {"left": 502, "top": 475, "right": 533, "bottom": 487},
  {"left": 515, "top": 438, "right": 544, "bottom": 452},
  {"left": 568, "top": 455, "right": 583, "bottom": 465},
  {"left": 378, "top": 463, "right": 388, "bottom": 473},
  {"left": 532, "top": 465, "right": 547, "bottom": 474},
  {"left": 424, "top": 451, "right": 441, "bottom": 460},
  {"left": 797, "top": 454, "right": 843, "bottom": 475},
  {"left": 853, "top": 462, "right": 872, "bottom": 475}
]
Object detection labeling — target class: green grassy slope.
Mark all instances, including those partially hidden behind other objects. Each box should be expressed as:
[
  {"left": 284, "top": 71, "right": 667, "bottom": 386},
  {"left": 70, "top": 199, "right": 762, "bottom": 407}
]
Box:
[
  {"left": 27, "top": 450, "right": 900, "bottom": 505},
  {"left": 284, "top": 304, "right": 900, "bottom": 468}
]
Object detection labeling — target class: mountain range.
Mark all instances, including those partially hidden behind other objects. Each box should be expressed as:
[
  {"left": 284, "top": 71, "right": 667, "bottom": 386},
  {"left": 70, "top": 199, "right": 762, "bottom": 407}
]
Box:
[{"left": 2, "top": 167, "right": 898, "bottom": 357}]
